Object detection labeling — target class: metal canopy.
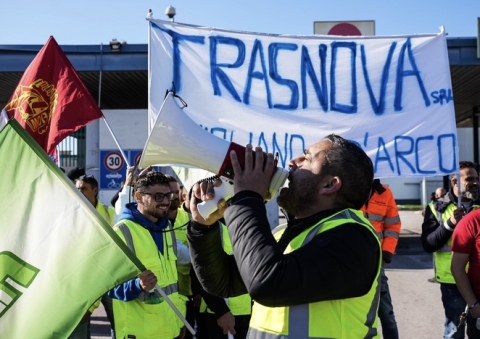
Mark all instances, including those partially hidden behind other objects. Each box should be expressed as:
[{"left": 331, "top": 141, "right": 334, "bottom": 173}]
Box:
[
  {"left": 0, "top": 43, "right": 148, "bottom": 110},
  {"left": 0, "top": 38, "right": 479, "bottom": 124}
]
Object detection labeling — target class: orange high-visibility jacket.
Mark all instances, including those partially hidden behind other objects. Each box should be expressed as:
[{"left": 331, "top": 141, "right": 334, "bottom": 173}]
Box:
[{"left": 361, "top": 179, "right": 401, "bottom": 263}]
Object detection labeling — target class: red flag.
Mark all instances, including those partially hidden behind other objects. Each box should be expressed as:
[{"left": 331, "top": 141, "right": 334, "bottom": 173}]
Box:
[{"left": 4, "top": 36, "right": 102, "bottom": 155}]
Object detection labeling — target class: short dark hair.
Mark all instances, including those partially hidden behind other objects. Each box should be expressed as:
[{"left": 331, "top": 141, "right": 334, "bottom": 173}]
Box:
[
  {"left": 321, "top": 134, "right": 374, "bottom": 209},
  {"left": 78, "top": 175, "right": 98, "bottom": 190},
  {"left": 134, "top": 171, "right": 170, "bottom": 192},
  {"left": 67, "top": 167, "right": 86, "bottom": 180},
  {"left": 450, "top": 161, "right": 478, "bottom": 180},
  {"left": 164, "top": 174, "right": 179, "bottom": 184}
]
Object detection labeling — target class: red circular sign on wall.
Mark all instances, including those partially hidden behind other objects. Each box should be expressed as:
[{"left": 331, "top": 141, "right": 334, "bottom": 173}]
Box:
[
  {"left": 328, "top": 23, "right": 362, "bottom": 36},
  {"left": 134, "top": 152, "right": 143, "bottom": 167},
  {"left": 104, "top": 151, "right": 124, "bottom": 172}
]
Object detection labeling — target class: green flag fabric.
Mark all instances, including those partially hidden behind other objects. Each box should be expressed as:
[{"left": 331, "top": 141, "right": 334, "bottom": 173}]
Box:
[{"left": 0, "top": 119, "right": 144, "bottom": 337}]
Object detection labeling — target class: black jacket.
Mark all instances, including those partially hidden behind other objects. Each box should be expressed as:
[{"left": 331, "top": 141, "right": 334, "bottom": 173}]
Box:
[
  {"left": 421, "top": 190, "right": 480, "bottom": 253},
  {"left": 187, "top": 190, "right": 380, "bottom": 307}
]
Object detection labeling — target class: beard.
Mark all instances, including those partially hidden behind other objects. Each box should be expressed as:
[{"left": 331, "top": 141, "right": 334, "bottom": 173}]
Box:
[
  {"left": 462, "top": 188, "right": 479, "bottom": 201},
  {"left": 169, "top": 199, "right": 180, "bottom": 211},
  {"left": 144, "top": 203, "right": 169, "bottom": 220},
  {"left": 277, "top": 172, "right": 322, "bottom": 216}
]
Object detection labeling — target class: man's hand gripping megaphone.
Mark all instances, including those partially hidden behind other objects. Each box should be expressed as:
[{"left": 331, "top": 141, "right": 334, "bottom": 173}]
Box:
[{"left": 189, "top": 144, "right": 288, "bottom": 225}]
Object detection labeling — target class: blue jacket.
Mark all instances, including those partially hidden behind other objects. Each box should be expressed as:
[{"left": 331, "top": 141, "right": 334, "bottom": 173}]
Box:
[{"left": 107, "top": 203, "right": 170, "bottom": 301}]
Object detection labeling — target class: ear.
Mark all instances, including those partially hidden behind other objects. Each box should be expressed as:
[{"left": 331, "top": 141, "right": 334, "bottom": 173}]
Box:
[
  {"left": 319, "top": 176, "right": 342, "bottom": 195},
  {"left": 134, "top": 191, "right": 143, "bottom": 204},
  {"left": 451, "top": 177, "right": 457, "bottom": 187}
]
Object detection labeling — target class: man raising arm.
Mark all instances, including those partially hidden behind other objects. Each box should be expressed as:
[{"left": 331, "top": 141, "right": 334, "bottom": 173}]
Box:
[{"left": 188, "top": 134, "right": 381, "bottom": 338}]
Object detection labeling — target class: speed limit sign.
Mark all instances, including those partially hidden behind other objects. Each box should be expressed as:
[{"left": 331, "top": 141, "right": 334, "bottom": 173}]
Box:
[
  {"left": 104, "top": 152, "right": 124, "bottom": 172},
  {"left": 134, "top": 152, "right": 142, "bottom": 167}
]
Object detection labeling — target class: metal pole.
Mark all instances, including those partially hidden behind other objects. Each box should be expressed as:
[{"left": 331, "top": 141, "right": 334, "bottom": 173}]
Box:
[
  {"left": 154, "top": 284, "right": 195, "bottom": 335},
  {"left": 102, "top": 116, "right": 131, "bottom": 168},
  {"left": 473, "top": 106, "right": 479, "bottom": 166},
  {"left": 421, "top": 177, "right": 427, "bottom": 207},
  {"left": 98, "top": 43, "right": 103, "bottom": 107},
  {"left": 97, "top": 42, "right": 130, "bottom": 167}
]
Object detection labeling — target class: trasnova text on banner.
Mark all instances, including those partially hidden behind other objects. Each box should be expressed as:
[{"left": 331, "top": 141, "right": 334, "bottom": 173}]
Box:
[
  {"left": 2, "top": 36, "right": 102, "bottom": 158},
  {"left": 147, "top": 18, "right": 457, "bottom": 178},
  {"left": 0, "top": 120, "right": 143, "bottom": 338}
]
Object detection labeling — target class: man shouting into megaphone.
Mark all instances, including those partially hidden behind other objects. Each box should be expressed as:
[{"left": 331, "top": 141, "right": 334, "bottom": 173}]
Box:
[{"left": 187, "top": 134, "right": 382, "bottom": 339}]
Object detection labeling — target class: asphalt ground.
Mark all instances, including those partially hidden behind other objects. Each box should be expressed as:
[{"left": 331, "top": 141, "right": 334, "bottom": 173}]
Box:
[{"left": 91, "top": 210, "right": 445, "bottom": 338}]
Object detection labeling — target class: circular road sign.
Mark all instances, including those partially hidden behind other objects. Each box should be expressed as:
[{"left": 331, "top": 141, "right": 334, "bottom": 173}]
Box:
[
  {"left": 104, "top": 151, "right": 124, "bottom": 172},
  {"left": 134, "top": 152, "right": 143, "bottom": 167}
]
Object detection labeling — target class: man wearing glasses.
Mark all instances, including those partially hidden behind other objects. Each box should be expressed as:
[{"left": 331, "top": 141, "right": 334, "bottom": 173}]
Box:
[{"left": 108, "top": 171, "right": 187, "bottom": 339}]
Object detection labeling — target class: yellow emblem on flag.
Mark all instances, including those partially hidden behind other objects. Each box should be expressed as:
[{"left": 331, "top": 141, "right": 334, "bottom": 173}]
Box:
[{"left": 5, "top": 79, "right": 58, "bottom": 134}]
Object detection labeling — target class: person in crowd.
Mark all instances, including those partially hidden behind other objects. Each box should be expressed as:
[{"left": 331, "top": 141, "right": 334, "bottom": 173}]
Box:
[
  {"left": 110, "top": 180, "right": 125, "bottom": 208},
  {"left": 114, "top": 166, "right": 152, "bottom": 217},
  {"left": 427, "top": 186, "right": 447, "bottom": 283},
  {"left": 67, "top": 167, "right": 86, "bottom": 184},
  {"left": 187, "top": 134, "right": 381, "bottom": 338},
  {"left": 421, "top": 161, "right": 480, "bottom": 339},
  {"left": 108, "top": 171, "right": 187, "bottom": 338},
  {"left": 76, "top": 175, "right": 115, "bottom": 225},
  {"left": 113, "top": 169, "right": 190, "bottom": 268},
  {"left": 195, "top": 223, "right": 252, "bottom": 339},
  {"left": 423, "top": 187, "right": 446, "bottom": 218},
  {"left": 361, "top": 179, "right": 401, "bottom": 339},
  {"left": 70, "top": 175, "right": 115, "bottom": 338},
  {"left": 452, "top": 206, "right": 480, "bottom": 339},
  {"left": 436, "top": 187, "right": 447, "bottom": 200},
  {"left": 165, "top": 174, "right": 198, "bottom": 339}
]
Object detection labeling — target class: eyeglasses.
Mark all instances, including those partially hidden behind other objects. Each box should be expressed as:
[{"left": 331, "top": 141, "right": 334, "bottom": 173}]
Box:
[{"left": 140, "top": 191, "right": 176, "bottom": 202}]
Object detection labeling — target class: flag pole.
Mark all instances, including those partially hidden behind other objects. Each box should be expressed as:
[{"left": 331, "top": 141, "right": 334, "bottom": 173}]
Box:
[
  {"left": 154, "top": 284, "right": 196, "bottom": 335},
  {"left": 457, "top": 169, "right": 462, "bottom": 208},
  {"left": 97, "top": 42, "right": 130, "bottom": 168},
  {"left": 102, "top": 115, "right": 131, "bottom": 168}
]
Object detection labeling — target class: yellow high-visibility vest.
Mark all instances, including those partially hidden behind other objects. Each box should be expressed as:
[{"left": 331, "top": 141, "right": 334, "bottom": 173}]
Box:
[
  {"left": 112, "top": 219, "right": 185, "bottom": 339},
  {"left": 249, "top": 209, "right": 381, "bottom": 339},
  {"left": 429, "top": 202, "right": 479, "bottom": 283}
]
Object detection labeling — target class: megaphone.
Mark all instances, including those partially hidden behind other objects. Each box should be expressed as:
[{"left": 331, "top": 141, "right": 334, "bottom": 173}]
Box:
[{"left": 139, "top": 92, "right": 289, "bottom": 217}]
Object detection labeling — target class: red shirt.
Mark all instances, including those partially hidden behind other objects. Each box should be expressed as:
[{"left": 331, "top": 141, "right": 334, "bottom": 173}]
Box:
[{"left": 452, "top": 209, "right": 480, "bottom": 298}]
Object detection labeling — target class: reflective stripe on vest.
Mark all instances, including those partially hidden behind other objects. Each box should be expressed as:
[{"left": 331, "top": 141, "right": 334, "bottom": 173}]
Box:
[
  {"left": 430, "top": 202, "right": 480, "bottom": 283},
  {"left": 430, "top": 203, "right": 455, "bottom": 283},
  {"left": 112, "top": 219, "right": 183, "bottom": 338},
  {"left": 250, "top": 209, "right": 381, "bottom": 338},
  {"left": 116, "top": 222, "right": 179, "bottom": 300},
  {"left": 366, "top": 215, "right": 400, "bottom": 239},
  {"left": 367, "top": 213, "right": 384, "bottom": 222},
  {"left": 174, "top": 207, "right": 193, "bottom": 296}
]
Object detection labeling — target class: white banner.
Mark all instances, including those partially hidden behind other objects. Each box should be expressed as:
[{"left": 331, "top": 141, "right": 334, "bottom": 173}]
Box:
[{"left": 148, "top": 19, "right": 458, "bottom": 178}]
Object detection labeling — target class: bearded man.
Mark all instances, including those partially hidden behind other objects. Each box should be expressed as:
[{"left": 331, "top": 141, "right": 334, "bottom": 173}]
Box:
[
  {"left": 187, "top": 134, "right": 382, "bottom": 338},
  {"left": 421, "top": 161, "right": 480, "bottom": 339},
  {"left": 108, "top": 171, "right": 187, "bottom": 338}
]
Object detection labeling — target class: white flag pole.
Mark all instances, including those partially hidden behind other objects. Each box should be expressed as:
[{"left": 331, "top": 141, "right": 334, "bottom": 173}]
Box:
[
  {"left": 97, "top": 42, "right": 130, "bottom": 168},
  {"left": 154, "top": 284, "right": 196, "bottom": 336},
  {"left": 101, "top": 116, "right": 131, "bottom": 168}
]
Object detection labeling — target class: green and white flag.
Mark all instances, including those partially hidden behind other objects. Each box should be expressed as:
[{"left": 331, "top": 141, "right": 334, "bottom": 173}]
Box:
[{"left": 0, "top": 119, "right": 144, "bottom": 337}]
